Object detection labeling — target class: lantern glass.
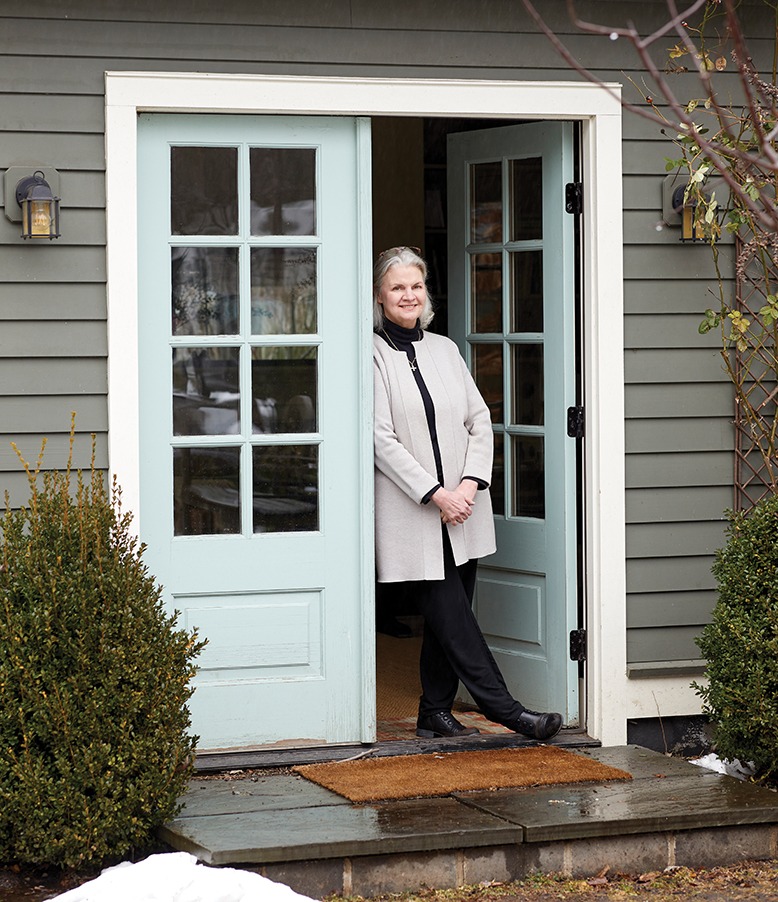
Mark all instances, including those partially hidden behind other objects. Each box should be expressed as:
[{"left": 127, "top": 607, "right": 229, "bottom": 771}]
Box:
[{"left": 17, "top": 173, "right": 60, "bottom": 240}]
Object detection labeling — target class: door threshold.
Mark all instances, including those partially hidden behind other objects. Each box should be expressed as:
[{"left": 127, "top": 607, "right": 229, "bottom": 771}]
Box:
[{"left": 194, "top": 728, "right": 598, "bottom": 773}]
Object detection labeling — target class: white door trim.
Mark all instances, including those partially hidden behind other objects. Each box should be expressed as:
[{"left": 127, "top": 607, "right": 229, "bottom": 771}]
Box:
[{"left": 105, "top": 71, "right": 628, "bottom": 745}]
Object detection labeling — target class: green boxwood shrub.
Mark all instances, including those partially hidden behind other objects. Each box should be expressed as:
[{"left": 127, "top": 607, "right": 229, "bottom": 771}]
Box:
[
  {"left": 0, "top": 435, "right": 205, "bottom": 869},
  {"left": 694, "top": 494, "right": 778, "bottom": 783}
]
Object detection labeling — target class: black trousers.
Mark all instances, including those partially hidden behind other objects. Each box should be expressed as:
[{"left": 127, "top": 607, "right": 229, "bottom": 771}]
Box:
[{"left": 413, "top": 528, "right": 525, "bottom": 724}]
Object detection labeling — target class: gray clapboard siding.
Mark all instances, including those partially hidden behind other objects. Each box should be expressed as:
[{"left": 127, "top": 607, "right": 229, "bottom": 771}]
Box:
[
  {"left": 0, "top": 359, "right": 106, "bottom": 395},
  {"left": 0, "top": 395, "right": 107, "bottom": 432},
  {"left": 0, "top": 18, "right": 723, "bottom": 71},
  {"left": 0, "top": 1, "right": 752, "bottom": 671},
  {"left": 627, "top": 521, "right": 727, "bottom": 558},
  {"left": 0, "top": 283, "right": 106, "bottom": 320},
  {"left": 0, "top": 432, "right": 108, "bottom": 472},
  {"left": 628, "top": 555, "right": 718, "bottom": 593},
  {"left": 0, "top": 247, "right": 105, "bottom": 282},
  {"left": 624, "top": 244, "right": 730, "bottom": 281},
  {"left": 626, "top": 451, "right": 732, "bottom": 489},
  {"left": 0, "top": 94, "right": 104, "bottom": 133},
  {"left": 0, "top": 321, "right": 107, "bottom": 358},
  {"left": 626, "top": 382, "right": 733, "bottom": 418},
  {"left": 627, "top": 486, "right": 734, "bottom": 524},
  {"left": 627, "top": 590, "right": 719, "bottom": 628},
  {"left": 624, "top": 279, "right": 735, "bottom": 315},
  {"left": 627, "top": 625, "right": 704, "bottom": 663},
  {"left": 625, "top": 348, "right": 726, "bottom": 384},
  {"left": 626, "top": 417, "right": 734, "bottom": 453},
  {"left": 625, "top": 313, "right": 727, "bottom": 349},
  {"left": 8, "top": 0, "right": 776, "bottom": 35},
  {"left": 1, "top": 133, "right": 104, "bottom": 170}
]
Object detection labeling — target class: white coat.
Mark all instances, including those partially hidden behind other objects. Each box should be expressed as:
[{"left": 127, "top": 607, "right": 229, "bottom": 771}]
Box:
[{"left": 373, "top": 331, "right": 497, "bottom": 582}]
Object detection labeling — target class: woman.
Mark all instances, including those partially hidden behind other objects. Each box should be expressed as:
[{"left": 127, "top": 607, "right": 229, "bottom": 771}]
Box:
[{"left": 373, "top": 246, "right": 563, "bottom": 742}]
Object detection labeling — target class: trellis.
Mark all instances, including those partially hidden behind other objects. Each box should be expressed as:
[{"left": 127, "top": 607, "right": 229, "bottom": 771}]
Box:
[{"left": 734, "top": 234, "right": 778, "bottom": 512}]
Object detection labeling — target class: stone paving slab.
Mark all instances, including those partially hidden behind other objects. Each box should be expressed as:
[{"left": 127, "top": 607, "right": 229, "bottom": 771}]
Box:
[
  {"left": 161, "top": 796, "right": 521, "bottom": 866},
  {"left": 460, "top": 772, "right": 778, "bottom": 842},
  {"left": 162, "top": 745, "right": 778, "bottom": 869},
  {"left": 180, "top": 774, "right": 347, "bottom": 817}
]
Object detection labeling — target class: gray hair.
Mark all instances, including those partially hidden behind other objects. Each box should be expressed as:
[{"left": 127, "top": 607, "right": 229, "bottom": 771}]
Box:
[{"left": 372, "top": 246, "right": 435, "bottom": 332}]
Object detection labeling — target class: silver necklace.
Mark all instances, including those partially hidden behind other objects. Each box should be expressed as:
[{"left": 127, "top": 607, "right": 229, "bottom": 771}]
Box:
[{"left": 382, "top": 328, "right": 421, "bottom": 372}]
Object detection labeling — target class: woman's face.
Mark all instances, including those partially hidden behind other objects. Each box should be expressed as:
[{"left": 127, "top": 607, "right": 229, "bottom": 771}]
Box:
[{"left": 377, "top": 265, "right": 426, "bottom": 330}]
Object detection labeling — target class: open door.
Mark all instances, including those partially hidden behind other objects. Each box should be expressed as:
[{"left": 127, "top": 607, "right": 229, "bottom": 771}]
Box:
[
  {"left": 137, "top": 113, "right": 374, "bottom": 751},
  {"left": 447, "top": 121, "right": 579, "bottom": 723}
]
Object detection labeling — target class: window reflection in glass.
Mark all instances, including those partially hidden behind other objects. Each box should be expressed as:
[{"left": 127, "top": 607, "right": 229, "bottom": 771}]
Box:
[
  {"left": 174, "top": 446, "right": 241, "bottom": 535},
  {"left": 251, "top": 347, "right": 317, "bottom": 434},
  {"left": 510, "top": 157, "right": 542, "bottom": 241},
  {"left": 472, "top": 253, "right": 502, "bottom": 334},
  {"left": 491, "top": 432, "right": 505, "bottom": 516},
  {"left": 511, "top": 251, "right": 543, "bottom": 334},
  {"left": 511, "top": 344, "right": 544, "bottom": 426},
  {"left": 250, "top": 148, "right": 316, "bottom": 236},
  {"left": 172, "top": 347, "right": 240, "bottom": 436},
  {"left": 251, "top": 247, "right": 317, "bottom": 335},
  {"left": 171, "top": 146, "right": 238, "bottom": 236},
  {"left": 472, "top": 343, "right": 503, "bottom": 424},
  {"left": 512, "top": 435, "right": 545, "bottom": 519},
  {"left": 470, "top": 161, "right": 502, "bottom": 243},
  {"left": 253, "top": 445, "right": 318, "bottom": 533},
  {"left": 172, "top": 247, "right": 239, "bottom": 336}
]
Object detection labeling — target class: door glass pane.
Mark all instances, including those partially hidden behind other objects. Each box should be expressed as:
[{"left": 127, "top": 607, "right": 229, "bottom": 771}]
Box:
[
  {"left": 250, "top": 148, "right": 316, "bottom": 236},
  {"left": 510, "top": 157, "right": 542, "bottom": 241},
  {"left": 491, "top": 431, "right": 505, "bottom": 516},
  {"left": 251, "top": 247, "right": 317, "bottom": 335},
  {"left": 471, "top": 253, "right": 502, "bottom": 333},
  {"left": 172, "top": 247, "right": 239, "bottom": 336},
  {"left": 252, "top": 347, "right": 317, "bottom": 434},
  {"left": 511, "top": 344, "right": 544, "bottom": 426},
  {"left": 472, "top": 343, "right": 503, "bottom": 423},
  {"left": 174, "top": 446, "right": 241, "bottom": 535},
  {"left": 511, "top": 251, "right": 543, "bottom": 333},
  {"left": 253, "top": 445, "right": 319, "bottom": 532},
  {"left": 512, "top": 435, "right": 545, "bottom": 519},
  {"left": 171, "top": 146, "right": 238, "bottom": 236},
  {"left": 173, "top": 347, "right": 240, "bottom": 435},
  {"left": 470, "top": 161, "right": 502, "bottom": 243}
]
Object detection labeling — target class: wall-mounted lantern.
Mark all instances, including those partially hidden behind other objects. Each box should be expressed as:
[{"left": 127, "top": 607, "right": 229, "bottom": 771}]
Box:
[
  {"left": 3, "top": 166, "right": 61, "bottom": 240},
  {"left": 662, "top": 172, "right": 708, "bottom": 242}
]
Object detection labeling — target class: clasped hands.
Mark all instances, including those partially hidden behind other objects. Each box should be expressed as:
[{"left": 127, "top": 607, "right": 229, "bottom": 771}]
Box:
[{"left": 431, "top": 481, "right": 477, "bottom": 525}]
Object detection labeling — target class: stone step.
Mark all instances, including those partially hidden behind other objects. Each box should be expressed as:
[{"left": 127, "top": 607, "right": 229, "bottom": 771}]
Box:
[{"left": 161, "top": 745, "right": 778, "bottom": 898}]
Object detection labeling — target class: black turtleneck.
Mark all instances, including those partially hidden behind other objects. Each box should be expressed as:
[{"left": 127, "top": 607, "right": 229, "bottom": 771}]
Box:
[
  {"left": 377, "top": 318, "right": 486, "bottom": 504},
  {"left": 378, "top": 318, "right": 443, "bottom": 502}
]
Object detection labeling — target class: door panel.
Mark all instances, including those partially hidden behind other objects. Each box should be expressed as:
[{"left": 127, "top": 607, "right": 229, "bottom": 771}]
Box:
[
  {"left": 448, "top": 122, "right": 579, "bottom": 722},
  {"left": 138, "top": 114, "right": 372, "bottom": 750}
]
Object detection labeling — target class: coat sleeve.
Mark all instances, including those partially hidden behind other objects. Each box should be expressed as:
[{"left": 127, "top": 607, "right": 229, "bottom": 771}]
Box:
[
  {"left": 459, "top": 354, "right": 494, "bottom": 486},
  {"left": 374, "top": 354, "right": 440, "bottom": 504}
]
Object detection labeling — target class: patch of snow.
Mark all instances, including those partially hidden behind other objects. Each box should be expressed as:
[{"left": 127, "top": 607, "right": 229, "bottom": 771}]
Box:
[
  {"left": 51, "top": 852, "right": 317, "bottom": 902},
  {"left": 689, "top": 753, "right": 755, "bottom": 781}
]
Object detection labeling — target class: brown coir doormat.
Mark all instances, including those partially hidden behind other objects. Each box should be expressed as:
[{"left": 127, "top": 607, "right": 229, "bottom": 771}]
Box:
[{"left": 293, "top": 746, "right": 632, "bottom": 802}]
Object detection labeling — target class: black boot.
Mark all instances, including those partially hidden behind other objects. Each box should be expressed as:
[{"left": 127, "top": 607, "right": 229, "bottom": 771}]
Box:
[
  {"left": 505, "top": 710, "right": 563, "bottom": 741},
  {"left": 416, "top": 711, "right": 480, "bottom": 738}
]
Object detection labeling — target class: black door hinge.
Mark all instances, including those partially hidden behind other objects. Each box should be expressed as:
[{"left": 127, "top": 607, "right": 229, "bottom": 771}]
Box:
[
  {"left": 569, "top": 628, "right": 587, "bottom": 662},
  {"left": 567, "top": 406, "right": 585, "bottom": 439},
  {"left": 565, "top": 182, "right": 583, "bottom": 215}
]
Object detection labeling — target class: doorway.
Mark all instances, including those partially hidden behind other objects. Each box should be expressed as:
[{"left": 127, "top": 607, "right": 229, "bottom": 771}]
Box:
[{"left": 372, "top": 117, "right": 583, "bottom": 740}]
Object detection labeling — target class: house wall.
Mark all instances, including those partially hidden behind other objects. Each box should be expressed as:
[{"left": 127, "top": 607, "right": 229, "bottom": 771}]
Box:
[{"left": 0, "top": 0, "right": 767, "bottom": 684}]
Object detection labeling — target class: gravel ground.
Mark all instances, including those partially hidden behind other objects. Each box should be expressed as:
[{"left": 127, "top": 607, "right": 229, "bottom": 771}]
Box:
[
  {"left": 3, "top": 858, "right": 778, "bottom": 901},
  {"left": 336, "top": 861, "right": 778, "bottom": 902}
]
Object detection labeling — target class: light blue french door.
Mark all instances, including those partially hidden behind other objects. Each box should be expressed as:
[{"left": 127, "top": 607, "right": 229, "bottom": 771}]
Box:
[
  {"left": 448, "top": 122, "right": 579, "bottom": 723},
  {"left": 137, "top": 114, "right": 373, "bottom": 750}
]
